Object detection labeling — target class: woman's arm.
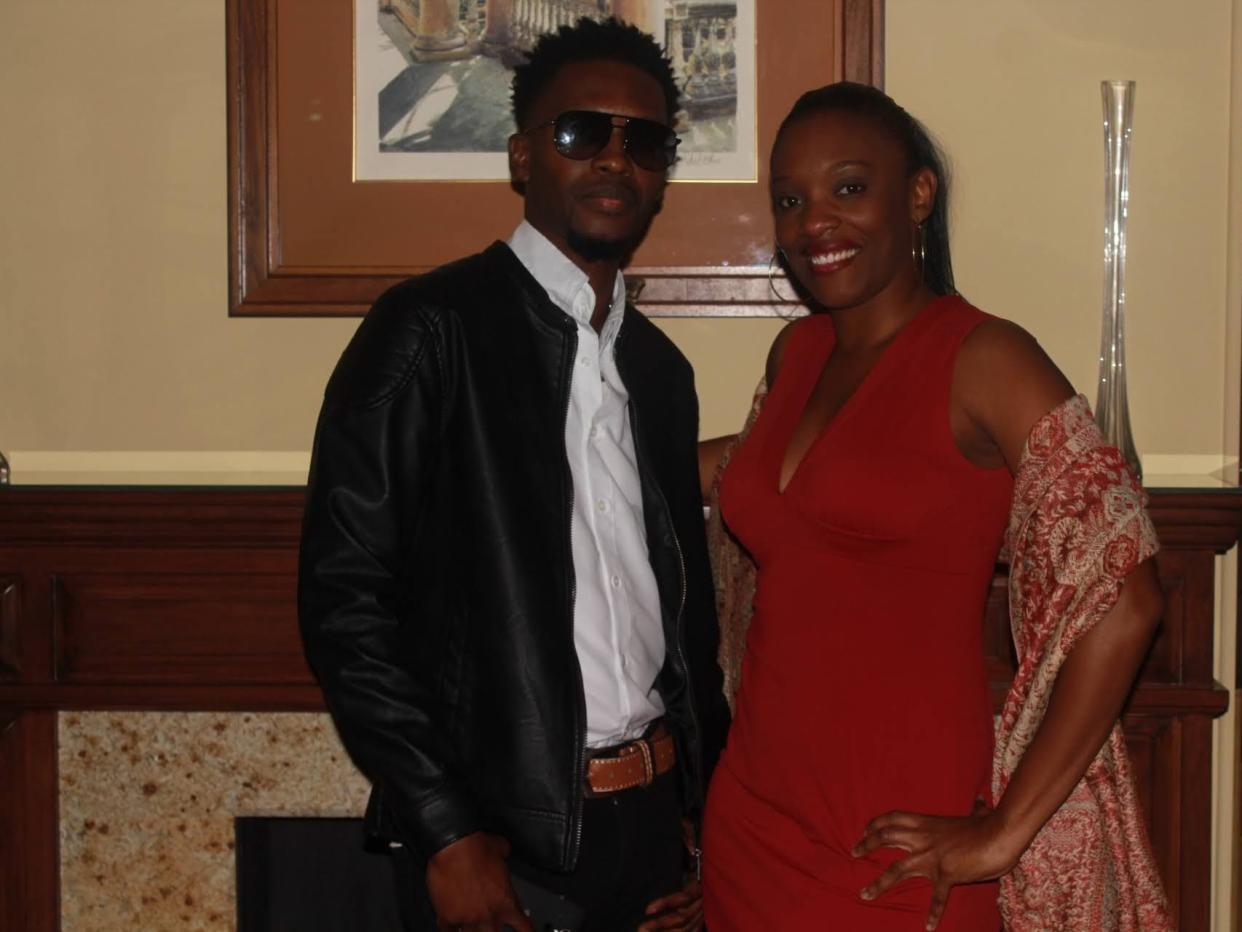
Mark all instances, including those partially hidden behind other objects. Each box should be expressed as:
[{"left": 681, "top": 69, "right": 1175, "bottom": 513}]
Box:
[
  {"left": 698, "top": 435, "right": 736, "bottom": 501},
  {"left": 855, "top": 561, "right": 1161, "bottom": 925},
  {"left": 985, "top": 558, "right": 1161, "bottom": 851},
  {"left": 853, "top": 320, "right": 1163, "bottom": 928}
]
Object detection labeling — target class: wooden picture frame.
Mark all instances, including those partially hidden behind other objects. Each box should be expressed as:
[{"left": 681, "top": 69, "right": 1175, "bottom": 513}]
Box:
[{"left": 226, "top": 0, "right": 884, "bottom": 317}]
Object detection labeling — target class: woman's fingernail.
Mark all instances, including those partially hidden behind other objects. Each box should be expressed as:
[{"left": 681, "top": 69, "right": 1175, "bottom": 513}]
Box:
[{"left": 860, "top": 888, "right": 874, "bottom": 901}]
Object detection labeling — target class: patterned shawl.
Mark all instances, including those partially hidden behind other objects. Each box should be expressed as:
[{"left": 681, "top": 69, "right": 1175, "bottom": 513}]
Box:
[
  {"left": 995, "top": 394, "right": 1171, "bottom": 930},
  {"left": 706, "top": 388, "right": 1172, "bottom": 928},
  {"left": 705, "top": 378, "right": 765, "bottom": 711}
]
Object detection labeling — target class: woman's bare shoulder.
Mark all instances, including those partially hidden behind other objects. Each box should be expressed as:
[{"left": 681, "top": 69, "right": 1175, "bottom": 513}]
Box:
[
  {"left": 959, "top": 317, "right": 1071, "bottom": 399},
  {"left": 956, "top": 316, "right": 1075, "bottom": 466}
]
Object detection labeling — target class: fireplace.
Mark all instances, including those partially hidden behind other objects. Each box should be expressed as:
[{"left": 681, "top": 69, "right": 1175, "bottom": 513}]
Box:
[
  {"left": 58, "top": 712, "right": 371, "bottom": 930},
  {"left": 235, "top": 817, "right": 402, "bottom": 931}
]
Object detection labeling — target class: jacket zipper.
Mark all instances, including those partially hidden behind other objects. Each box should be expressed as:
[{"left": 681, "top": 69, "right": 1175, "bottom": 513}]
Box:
[
  {"left": 663, "top": 491, "right": 704, "bottom": 874},
  {"left": 560, "top": 321, "right": 588, "bottom": 870},
  {"left": 640, "top": 424, "right": 705, "bottom": 869},
  {"left": 618, "top": 353, "right": 703, "bottom": 815},
  {"left": 646, "top": 452, "right": 699, "bottom": 794}
]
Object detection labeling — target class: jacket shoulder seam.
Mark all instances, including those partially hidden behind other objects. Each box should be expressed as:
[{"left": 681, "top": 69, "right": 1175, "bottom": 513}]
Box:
[{"left": 339, "top": 305, "right": 443, "bottom": 411}]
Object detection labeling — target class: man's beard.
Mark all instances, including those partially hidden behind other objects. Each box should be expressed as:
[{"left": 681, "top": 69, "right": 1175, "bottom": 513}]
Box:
[{"left": 566, "top": 228, "right": 632, "bottom": 263}]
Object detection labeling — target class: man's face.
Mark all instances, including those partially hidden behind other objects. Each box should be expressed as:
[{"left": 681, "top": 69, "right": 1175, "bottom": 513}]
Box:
[{"left": 509, "top": 60, "right": 671, "bottom": 266}]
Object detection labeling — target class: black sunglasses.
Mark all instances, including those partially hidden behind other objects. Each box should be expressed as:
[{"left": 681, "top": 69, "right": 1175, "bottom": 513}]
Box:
[{"left": 529, "top": 110, "right": 679, "bottom": 172}]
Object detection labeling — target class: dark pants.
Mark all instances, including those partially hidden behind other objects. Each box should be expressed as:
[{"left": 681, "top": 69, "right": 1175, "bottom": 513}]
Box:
[{"left": 393, "top": 770, "right": 685, "bottom": 931}]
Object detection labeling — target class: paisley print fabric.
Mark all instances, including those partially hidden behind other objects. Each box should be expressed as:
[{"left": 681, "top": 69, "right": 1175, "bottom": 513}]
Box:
[
  {"left": 995, "top": 394, "right": 1171, "bottom": 930},
  {"left": 705, "top": 377, "right": 764, "bottom": 712}
]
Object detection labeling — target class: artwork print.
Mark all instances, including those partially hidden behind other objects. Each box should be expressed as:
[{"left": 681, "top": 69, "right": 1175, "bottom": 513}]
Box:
[{"left": 354, "top": 1, "right": 757, "bottom": 181}]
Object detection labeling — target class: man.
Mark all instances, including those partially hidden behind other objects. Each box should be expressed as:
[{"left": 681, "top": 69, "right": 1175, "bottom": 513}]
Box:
[{"left": 298, "top": 17, "right": 728, "bottom": 931}]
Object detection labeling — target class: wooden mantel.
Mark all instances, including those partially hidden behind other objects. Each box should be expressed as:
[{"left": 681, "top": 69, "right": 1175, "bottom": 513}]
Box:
[{"left": 1, "top": 484, "right": 1240, "bottom": 930}]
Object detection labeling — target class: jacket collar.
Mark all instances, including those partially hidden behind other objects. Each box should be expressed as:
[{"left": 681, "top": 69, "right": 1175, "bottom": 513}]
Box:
[{"left": 506, "top": 221, "right": 626, "bottom": 349}]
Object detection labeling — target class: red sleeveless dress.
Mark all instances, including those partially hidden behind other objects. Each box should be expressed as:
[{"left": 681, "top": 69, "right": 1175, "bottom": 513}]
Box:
[{"left": 702, "top": 297, "right": 1011, "bottom": 930}]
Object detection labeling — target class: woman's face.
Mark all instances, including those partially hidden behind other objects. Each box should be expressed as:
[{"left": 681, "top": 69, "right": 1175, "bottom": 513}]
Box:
[{"left": 769, "top": 109, "right": 934, "bottom": 311}]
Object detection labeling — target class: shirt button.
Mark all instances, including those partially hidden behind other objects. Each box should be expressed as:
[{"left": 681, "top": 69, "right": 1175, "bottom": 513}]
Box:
[
  {"left": 596, "top": 499, "right": 609, "bottom": 513},
  {"left": 580, "top": 356, "right": 591, "bottom": 367},
  {"left": 610, "top": 574, "right": 622, "bottom": 589},
  {"left": 590, "top": 425, "right": 600, "bottom": 441}
]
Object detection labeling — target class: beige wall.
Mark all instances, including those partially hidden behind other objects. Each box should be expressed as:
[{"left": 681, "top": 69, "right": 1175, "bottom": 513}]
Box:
[
  {"left": 888, "top": 0, "right": 1238, "bottom": 462},
  {"left": 0, "top": 0, "right": 779, "bottom": 456},
  {"left": 2, "top": 2, "right": 1235, "bottom": 455},
  {"left": 1, "top": 0, "right": 359, "bottom": 453},
  {"left": 5, "top": 1, "right": 1235, "bottom": 458}
]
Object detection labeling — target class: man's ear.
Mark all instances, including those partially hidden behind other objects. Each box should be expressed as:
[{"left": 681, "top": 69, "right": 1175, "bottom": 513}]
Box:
[
  {"left": 508, "top": 132, "right": 530, "bottom": 185},
  {"left": 910, "top": 167, "right": 937, "bottom": 225}
]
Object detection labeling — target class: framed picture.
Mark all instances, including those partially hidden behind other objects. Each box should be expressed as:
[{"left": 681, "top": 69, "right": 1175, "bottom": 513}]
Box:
[
  {"left": 226, "top": 0, "right": 882, "bottom": 317},
  {"left": 355, "top": 1, "right": 757, "bottom": 183}
]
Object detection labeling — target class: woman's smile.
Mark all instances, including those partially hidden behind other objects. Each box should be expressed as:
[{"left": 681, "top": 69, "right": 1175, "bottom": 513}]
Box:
[{"left": 805, "top": 242, "right": 862, "bottom": 274}]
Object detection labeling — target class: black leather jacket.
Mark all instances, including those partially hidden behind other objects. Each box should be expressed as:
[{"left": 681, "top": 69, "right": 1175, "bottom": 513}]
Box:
[{"left": 299, "top": 243, "right": 728, "bottom": 871}]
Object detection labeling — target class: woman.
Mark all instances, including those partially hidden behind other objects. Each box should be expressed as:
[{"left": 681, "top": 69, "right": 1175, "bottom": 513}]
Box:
[{"left": 700, "top": 83, "right": 1172, "bottom": 930}]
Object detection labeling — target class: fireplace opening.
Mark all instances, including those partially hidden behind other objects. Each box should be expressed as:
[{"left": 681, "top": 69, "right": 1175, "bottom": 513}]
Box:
[{"left": 235, "top": 817, "right": 403, "bottom": 931}]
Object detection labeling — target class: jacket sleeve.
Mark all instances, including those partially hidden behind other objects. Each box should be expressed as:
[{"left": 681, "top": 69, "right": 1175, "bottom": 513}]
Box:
[
  {"left": 298, "top": 290, "right": 482, "bottom": 862},
  {"left": 678, "top": 373, "right": 732, "bottom": 797}
]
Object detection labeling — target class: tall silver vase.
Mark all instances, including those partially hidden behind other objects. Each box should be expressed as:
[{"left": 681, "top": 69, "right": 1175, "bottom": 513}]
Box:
[{"left": 1095, "top": 79, "right": 1142, "bottom": 478}]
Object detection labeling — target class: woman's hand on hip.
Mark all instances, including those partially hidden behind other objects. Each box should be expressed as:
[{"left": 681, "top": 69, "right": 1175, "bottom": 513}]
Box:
[{"left": 852, "top": 801, "right": 1019, "bottom": 931}]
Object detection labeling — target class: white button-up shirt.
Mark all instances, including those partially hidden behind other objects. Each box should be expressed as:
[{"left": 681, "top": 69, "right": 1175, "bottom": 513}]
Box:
[{"left": 507, "top": 221, "right": 666, "bottom": 749}]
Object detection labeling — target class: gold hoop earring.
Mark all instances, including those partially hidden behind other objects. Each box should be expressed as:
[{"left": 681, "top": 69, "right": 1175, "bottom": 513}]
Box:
[{"left": 912, "top": 222, "right": 927, "bottom": 278}]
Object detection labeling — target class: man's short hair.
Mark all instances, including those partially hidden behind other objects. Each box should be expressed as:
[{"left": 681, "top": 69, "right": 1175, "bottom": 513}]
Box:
[{"left": 511, "top": 16, "right": 681, "bottom": 130}]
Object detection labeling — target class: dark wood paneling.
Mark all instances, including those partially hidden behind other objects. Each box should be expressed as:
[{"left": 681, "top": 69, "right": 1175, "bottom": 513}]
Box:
[
  {"left": 0, "top": 576, "right": 19, "bottom": 679},
  {"left": 1147, "top": 492, "right": 1242, "bottom": 550},
  {"left": 983, "top": 549, "right": 1210, "bottom": 690},
  {"left": 1122, "top": 714, "right": 1179, "bottom": 904},
  {"left": 1179, "top": 714, "right": 1216, "bottom": 930},
  {"left": 982, "top": 573, "right": 1015, "bottom": 686},
  {"left": 1145, "top": 556, "right": 1188, "bottom": 683},
  {"left": 51, "top": 569, "right": 308, "bottom": 684},
  {"left": 0, "top": 484, "right": 1237, "bottom": 932},
  {"left": 0, "top": 712, "right": 58, "bottom": 932},
  {"left": 0, "top": 489, "right": 303, "bottom": 548}
]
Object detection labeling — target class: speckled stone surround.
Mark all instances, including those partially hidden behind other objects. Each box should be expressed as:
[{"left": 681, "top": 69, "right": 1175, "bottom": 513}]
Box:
[{"left": 59, "top": 712, "right": 371, "bottom": 931}]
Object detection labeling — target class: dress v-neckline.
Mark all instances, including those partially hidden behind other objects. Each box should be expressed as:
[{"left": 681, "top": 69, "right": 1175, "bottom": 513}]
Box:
[{"left": 775, "top": 302, "right": 940, "bottom": 496}]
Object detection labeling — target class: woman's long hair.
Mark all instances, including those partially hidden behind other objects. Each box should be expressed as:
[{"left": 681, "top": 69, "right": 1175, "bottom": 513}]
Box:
[{"left": 777, "top": 82, "right": 957, "bottom": 297}]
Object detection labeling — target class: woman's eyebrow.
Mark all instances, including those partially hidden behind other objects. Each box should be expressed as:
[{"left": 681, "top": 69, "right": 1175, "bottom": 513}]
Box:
[{"left": 771, "top": 159, "right": 873, "bottom": 184}]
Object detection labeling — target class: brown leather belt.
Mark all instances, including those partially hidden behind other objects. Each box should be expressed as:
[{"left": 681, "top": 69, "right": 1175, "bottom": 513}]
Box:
[{"left": 584, "top": 723, "right": 676, "bottom": 797}]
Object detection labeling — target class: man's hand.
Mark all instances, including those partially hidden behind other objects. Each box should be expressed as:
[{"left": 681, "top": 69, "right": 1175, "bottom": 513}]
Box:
[
  {"left": 425, "top": 833, "right": 533, "bottom": 932},
  {"left": 637, "top": 877, "right": 703, "bottom": 931},
  {"left": 636, "top": 817, "right": 704, "bottom": 931}
]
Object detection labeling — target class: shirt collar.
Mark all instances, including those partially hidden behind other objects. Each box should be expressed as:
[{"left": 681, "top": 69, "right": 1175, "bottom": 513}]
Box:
[{"left": 507, "top": 220, "right": 627, "bottom": 346}]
